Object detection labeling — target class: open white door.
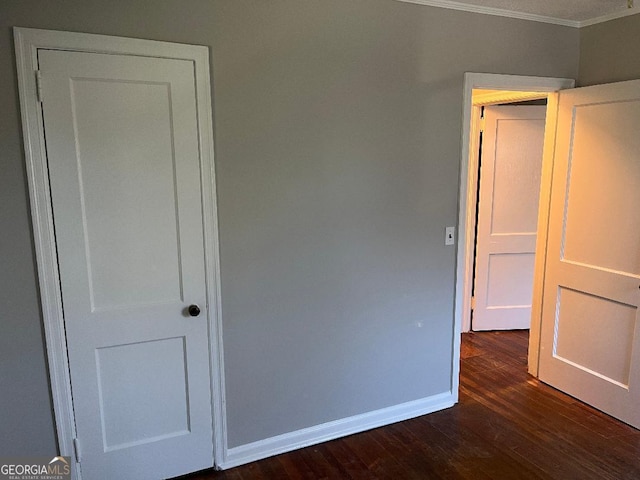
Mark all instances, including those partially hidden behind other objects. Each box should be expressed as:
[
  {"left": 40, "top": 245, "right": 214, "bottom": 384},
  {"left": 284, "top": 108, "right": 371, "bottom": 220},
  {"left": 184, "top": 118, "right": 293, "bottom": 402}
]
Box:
[
  {"left": 473, "top": 106, "right": 546, "bottom": 331},
  {"left": 538, "top": 80, "right": 640, "bottom": 429},
  {"left": 40, "top": 49, "right": 214, "bottom": 478}
]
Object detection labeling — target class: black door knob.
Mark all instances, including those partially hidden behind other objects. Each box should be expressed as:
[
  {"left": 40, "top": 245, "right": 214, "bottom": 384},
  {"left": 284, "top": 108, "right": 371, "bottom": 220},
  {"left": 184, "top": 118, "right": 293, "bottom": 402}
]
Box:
[{"left": 188, "top": 304, "right": 201, "bottom": 317}]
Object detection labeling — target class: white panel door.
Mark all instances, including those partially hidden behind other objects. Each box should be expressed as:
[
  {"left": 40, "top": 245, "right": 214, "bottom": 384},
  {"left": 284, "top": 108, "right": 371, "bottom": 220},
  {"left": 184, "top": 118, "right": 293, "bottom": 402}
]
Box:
[
  {"left": 39, "top": 49, "right": 213, "bottom": 479},
  {"left": 538, "top": 80, "right": 640, "bottom": 428},
  {"left": 473, "top": 106, "right": 546, "bottom": 331}
]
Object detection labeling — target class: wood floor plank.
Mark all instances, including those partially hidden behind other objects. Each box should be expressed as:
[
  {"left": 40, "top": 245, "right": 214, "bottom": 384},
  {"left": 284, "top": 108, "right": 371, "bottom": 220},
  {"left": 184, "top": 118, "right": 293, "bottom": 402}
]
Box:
[
  {"left": 275, "top": 447, "right": 319, "bottom": 479},
  {"left": 341, "top": 428, "right": 409, "bottom": 479},
  {"left": 180, "top": 331, "right": 640, "bottom": 480},
  {"left": 314, "top": 441, "right": 372, "bottom": 480}
]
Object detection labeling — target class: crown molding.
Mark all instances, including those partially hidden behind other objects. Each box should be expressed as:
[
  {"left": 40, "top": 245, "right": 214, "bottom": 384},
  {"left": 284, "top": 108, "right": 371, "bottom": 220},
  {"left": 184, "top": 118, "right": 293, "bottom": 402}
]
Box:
[
  {"left": 397, "top": 0, "right": 640, "bottom": 28},
  {"left": 396, "top": 0, "right": 580, "bottom": 27},
  {"left": 578, "top": 7, "right": 640, "bottom": 27}
]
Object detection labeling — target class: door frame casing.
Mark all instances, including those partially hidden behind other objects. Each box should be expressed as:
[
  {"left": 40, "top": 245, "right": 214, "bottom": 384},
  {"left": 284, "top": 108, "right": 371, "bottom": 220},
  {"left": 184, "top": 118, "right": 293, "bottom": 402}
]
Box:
[
  {"left": 454, "top": 73, "right": 574, "bottom": 380},
  {"left": 14, "top": 27, "right": 226, "bottom": 478}
]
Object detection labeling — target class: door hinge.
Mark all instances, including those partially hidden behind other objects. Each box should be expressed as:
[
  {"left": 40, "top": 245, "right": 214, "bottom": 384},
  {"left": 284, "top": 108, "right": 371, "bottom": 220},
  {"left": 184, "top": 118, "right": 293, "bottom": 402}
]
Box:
[
  {"left": 470, "top": 296, "right": 476, "bottom": 310},
  {"left": 479, "top": 115, "right": 485, "bottom": 133},
  {"left": 35, "top": 70, "right": 43, "bottom": 103},
  {"left": 73, "top": 437, "right": 81, "bottom": 463}
]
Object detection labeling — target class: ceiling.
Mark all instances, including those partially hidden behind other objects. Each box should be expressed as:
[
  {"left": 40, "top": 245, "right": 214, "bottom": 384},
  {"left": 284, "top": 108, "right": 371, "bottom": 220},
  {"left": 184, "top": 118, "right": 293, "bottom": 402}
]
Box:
[{"left": 399, "top": 0, "right": 639, "bottom": 26}]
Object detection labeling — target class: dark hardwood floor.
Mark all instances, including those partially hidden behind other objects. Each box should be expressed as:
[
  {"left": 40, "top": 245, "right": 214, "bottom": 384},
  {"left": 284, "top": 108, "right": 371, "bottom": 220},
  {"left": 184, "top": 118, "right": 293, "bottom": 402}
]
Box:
[{"left": 184, "top": 331, "right": 640, "bottom": 479}]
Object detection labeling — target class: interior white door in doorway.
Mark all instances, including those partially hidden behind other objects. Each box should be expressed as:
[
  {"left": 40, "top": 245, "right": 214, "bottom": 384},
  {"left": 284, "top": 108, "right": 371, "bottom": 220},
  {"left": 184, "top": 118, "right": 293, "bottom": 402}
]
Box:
[
  {"left": 538, "top": 80, "right": 640, "bottom": 429},
  {"left": 472, "top": 105, "right": 546, "bottom": 331},
  {"left": 40, "top": 49, "right": 214, "bottom": 479}
]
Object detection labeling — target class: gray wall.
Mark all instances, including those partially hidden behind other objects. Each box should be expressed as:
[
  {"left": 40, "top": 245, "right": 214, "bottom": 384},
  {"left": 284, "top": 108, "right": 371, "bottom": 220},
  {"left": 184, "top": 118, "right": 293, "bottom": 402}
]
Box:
[
  {"left": 579, "top": 14, "right": 640, "bottom": 86},
  {"left": 0, "top": 0, "right": 579, "bottom": 454}
]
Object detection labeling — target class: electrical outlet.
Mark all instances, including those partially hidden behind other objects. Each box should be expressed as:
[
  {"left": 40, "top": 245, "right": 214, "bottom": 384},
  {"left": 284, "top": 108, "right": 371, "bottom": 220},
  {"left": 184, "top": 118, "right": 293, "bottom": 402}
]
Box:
[{"left": 445, "top": 226, "right": 455, "bottom": 246}]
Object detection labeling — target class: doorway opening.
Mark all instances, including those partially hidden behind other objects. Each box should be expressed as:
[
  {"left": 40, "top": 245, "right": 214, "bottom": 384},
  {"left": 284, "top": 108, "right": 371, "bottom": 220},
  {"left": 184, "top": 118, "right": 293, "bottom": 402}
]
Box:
[{"left": 452, "top": 73, "right": 575, "bottom": 391}]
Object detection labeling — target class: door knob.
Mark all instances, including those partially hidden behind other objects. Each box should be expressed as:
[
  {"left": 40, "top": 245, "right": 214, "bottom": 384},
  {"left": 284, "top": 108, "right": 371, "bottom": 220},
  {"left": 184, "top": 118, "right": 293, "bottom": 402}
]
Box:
[{"left": 188, "top": 304, "right": 201, "bottom": 317}]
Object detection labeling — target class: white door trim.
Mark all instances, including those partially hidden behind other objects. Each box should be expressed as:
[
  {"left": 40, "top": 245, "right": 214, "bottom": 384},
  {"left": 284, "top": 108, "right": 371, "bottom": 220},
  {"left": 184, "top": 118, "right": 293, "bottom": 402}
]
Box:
[
  {"left": 13, "top": 27, "right": 226, "bottom": 478},
  {"left": 454, "top": 73, "right": 574, "bottom": 381}
]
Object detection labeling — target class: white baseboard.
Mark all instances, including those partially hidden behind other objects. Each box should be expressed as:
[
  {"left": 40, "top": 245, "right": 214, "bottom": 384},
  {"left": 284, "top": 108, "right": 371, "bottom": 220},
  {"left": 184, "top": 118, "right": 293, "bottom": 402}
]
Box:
[{"left": 218, "top": 390, "right": 456, "bottom": 470}]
